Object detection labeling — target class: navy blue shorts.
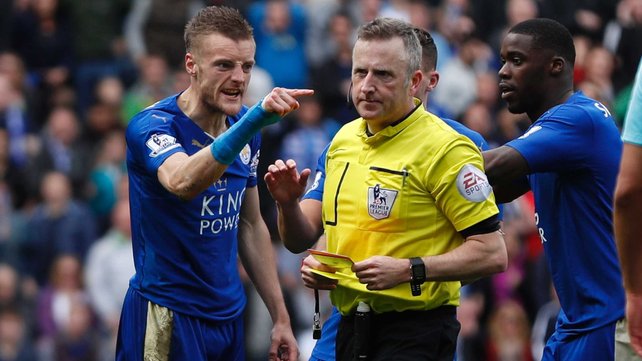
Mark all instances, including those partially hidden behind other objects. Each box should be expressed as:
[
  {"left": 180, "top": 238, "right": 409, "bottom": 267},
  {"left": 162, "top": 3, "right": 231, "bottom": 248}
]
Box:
[
  {"left": 543, "top": 321, "right": 616, "bottom": 361},
  {"left": 116, "top": 287, "right": 245, "bottom": 361}
]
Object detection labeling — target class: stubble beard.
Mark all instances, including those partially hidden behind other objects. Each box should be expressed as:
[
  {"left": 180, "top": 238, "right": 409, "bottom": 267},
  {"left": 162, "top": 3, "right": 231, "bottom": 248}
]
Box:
[{"left": 202, "top": 91, "right": 242, "bottom": 117}]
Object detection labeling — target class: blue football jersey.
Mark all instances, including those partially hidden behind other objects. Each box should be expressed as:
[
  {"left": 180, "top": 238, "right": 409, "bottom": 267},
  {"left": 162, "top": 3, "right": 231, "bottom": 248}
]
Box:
[
  {"left": 506, "top": 91, "right": 625, "bottom": 335},
  {"left": 126, "top": 94, "right": 260, "bottom": 321}
]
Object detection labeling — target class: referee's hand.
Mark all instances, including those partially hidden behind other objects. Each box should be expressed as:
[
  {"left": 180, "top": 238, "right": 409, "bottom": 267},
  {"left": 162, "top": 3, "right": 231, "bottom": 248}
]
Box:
[{"left": 301, "top": 255, "right": 338, "bottom": 290}]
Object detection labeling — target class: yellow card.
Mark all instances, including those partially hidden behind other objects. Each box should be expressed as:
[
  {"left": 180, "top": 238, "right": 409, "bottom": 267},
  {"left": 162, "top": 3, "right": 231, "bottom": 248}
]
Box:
[{"left": 308, "top": 249, "right": 354, "bottom": 269}]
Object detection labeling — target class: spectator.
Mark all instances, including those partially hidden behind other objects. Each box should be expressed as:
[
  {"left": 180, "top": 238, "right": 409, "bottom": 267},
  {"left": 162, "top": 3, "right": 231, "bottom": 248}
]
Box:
[
  {"left": 456, "top": 287, "right": 487, "bottom": 361},
  {"left": 28, "top": 106, "right": 92, "bottom": 199},
  {"left": 82, "top": 102, "right": 124, "bottom": 156},
  {"left": 0, "top": 53, "right": 41, "bottom": 131},
  {"left": 301, "top": 0, "right": 342, "bottom": 68},
  {"left": 34, "top": 254, "right": 86, "bottom": 341},
  {"left": 486, "top": 300, "right": 533, "bottom": 361},
  {"left": 604, "top": 0, "right": 642, "bottom": 95},
  {"left": 432, "top": 34, "right": 493, "bottom": 119},
  {"left": 121, "top": 55, "right": 173, "bottom": 122},
  {"left": 0, "top": 75, "right": 36, "bottom": 172},
  {"left": 461, "top": 101, "right": 496, "bottom": 147},
  {"left": 248, "top": 0, "right": 308, "bottom": 89},
  {"left": 62, "top": 0, "right": 133, "bottom": 115},
  {"left": 9, "top": 0, "right": 72, "bottom": 99},
  {"left": 85, "top": 129, "right": 126, "bottom": 233},
  {"left": 124, "top": 0, "right": 203, "bottom": 68},
  {"left": 92, "top": 76, "right": 124, "bottom": 113},
  {"left": 310, "top": 11, "right": 358, "bottom": 122},
  {"left": 488, "top": 0, "right": 538, "bottom": 53},
  {"left": 580, "top": 45, "right": 616, "bottom": 109},
  {"left": 84, "top": 199, "right": 133, "bottom": 361},
  {"left": 22, "top": 172, "right": 96, "bottom": 285},
  {"left": 0, "top": 306, "right": 37, "bottom": 361},
  {"left": 0, "top": 76, "right": 35, "bottom": 209},
  {"left": 0, "top": 181, "right": 28, "bottom": 271}
]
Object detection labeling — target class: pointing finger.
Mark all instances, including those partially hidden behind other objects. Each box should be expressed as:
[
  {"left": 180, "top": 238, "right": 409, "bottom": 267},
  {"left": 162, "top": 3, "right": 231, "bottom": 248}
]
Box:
[{"left": 284, "top": 88, "right": 315, "bottom": 98}]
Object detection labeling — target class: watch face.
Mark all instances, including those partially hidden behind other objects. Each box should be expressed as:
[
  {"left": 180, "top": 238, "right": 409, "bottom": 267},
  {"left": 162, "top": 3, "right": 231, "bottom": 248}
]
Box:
[
  {"left": 411, "top": 258, "right": 426, "bottom": 282},
  {"left": 413, "top": 267, "right": 425, "bottom": 280}
]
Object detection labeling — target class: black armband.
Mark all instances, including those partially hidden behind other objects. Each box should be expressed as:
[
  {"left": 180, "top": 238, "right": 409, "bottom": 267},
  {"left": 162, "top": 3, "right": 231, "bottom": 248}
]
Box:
[{"left": 459, "top": 214, "right": 500, "bottom": 238}]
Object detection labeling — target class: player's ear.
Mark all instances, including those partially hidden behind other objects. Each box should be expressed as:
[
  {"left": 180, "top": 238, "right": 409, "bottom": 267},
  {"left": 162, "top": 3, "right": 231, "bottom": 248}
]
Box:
[
  {"left": 426, "top": 70, "right": 439, "bottom": 92},
  {"left": 185, "top": 53, "right": 197, "bottom": 77},
  {"left": 550, "top": 56, "right": 565, "bottom": 76}
]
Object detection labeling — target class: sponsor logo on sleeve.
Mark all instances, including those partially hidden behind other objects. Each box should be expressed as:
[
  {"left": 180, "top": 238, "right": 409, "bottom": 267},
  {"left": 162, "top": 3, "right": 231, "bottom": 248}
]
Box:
[
  {"left": 367, "top": 184, "right": 398, "bottom": 219},
  {"left": 146, "top": 133, "right": 180, "bottom": 157},
  {"left": 456, "top": 164, "right": 492, "bottom": 202}
]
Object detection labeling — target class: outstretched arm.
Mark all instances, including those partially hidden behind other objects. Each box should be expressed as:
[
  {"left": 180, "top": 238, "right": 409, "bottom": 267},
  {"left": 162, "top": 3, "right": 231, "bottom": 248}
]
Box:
[
  {"left": 264, "top": 159, "right": 324, "bottom": 253},
  {"left": 483, "top": 146, "right": 531, "bottom": 203},
  {"left": 237, "top": 187, "right": 298, "bottom": 361},
  {"left": 158, "top": 88, "right": 314, "bottom": 200},
  {"left": 614, "top": 142, "right": 642, "bottom": 357}
]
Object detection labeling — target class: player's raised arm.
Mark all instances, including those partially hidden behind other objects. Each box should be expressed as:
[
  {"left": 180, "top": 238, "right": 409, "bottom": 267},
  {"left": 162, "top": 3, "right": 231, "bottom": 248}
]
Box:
[{"left": 158, "top": 88, "right": 313, "bottom": 200}]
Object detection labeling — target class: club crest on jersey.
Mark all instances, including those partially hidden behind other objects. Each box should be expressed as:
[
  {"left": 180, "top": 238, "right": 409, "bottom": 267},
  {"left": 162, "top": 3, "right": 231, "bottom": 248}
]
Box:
[
  {"left": 367, "top": 184, "right": 398, "bottom": 219},
  {"left": 146, "top": 133, "right": 179, "bottom": 157},
  {"left": 456, "top": 164, "right": 492, "bottom": 202},
  {"left": 240, "top": 144, "right": 251, "bottom": 165}
]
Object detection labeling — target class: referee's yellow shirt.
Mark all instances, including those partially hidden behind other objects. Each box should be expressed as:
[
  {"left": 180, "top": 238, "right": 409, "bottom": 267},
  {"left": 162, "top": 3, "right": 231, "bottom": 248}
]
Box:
[{"left": 322, "top": 101, "right": 499, "bottom": 315}]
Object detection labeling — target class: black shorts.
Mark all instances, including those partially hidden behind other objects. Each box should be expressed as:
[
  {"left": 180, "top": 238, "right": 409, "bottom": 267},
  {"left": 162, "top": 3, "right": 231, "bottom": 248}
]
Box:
[{"left": 336, "top": 306, "right": 460, "bottom": 361}]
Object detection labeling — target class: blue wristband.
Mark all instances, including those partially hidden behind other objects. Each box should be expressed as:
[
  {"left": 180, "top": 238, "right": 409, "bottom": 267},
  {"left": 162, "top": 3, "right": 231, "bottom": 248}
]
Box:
[{"left": 210, "top": 101, "right": 280, "bottom": 164}]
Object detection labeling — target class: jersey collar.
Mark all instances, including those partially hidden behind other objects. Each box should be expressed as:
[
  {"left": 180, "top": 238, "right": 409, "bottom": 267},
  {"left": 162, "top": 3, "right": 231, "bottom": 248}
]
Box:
[{"left": 359, "top": 98, "right": 424, "bottom": 143}]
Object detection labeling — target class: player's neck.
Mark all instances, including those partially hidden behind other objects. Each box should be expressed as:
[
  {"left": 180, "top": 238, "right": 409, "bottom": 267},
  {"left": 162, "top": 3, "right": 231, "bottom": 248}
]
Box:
[
  {"left": 529, "top": 87, "right": 574, "bottom": 122},
  {"left": 178, "top": 87, "right": 228, "bottom": 136}
]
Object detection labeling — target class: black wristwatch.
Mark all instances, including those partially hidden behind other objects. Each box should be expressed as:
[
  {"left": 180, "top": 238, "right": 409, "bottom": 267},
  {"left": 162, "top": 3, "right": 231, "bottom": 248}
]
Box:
[{"left": 409, "top": 257, "right": 426, "bottom": 296}]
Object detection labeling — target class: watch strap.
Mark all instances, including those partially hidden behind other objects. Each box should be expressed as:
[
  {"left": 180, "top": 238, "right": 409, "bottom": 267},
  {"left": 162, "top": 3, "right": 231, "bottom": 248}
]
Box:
[{"left": 409, "top": 257, "right": 425, "bottom": 296}]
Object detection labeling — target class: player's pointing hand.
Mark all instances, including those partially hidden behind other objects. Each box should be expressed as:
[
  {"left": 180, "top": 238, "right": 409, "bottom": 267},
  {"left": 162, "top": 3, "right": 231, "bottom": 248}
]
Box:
[{"left": 261, "top": 88, "right": 314, "bottom": 117}]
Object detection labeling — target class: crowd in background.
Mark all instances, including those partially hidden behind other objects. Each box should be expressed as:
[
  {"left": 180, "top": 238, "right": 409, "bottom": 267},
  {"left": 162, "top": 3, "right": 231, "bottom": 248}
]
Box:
[{"left": 0, "top": 0, "right": 640, "bottom": 360}]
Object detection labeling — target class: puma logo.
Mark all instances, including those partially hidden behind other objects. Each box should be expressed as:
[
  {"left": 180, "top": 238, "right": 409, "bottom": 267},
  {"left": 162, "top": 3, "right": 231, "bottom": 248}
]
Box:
[{"left": 192, "top": 139, "right": 207, "bottom": 149}]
